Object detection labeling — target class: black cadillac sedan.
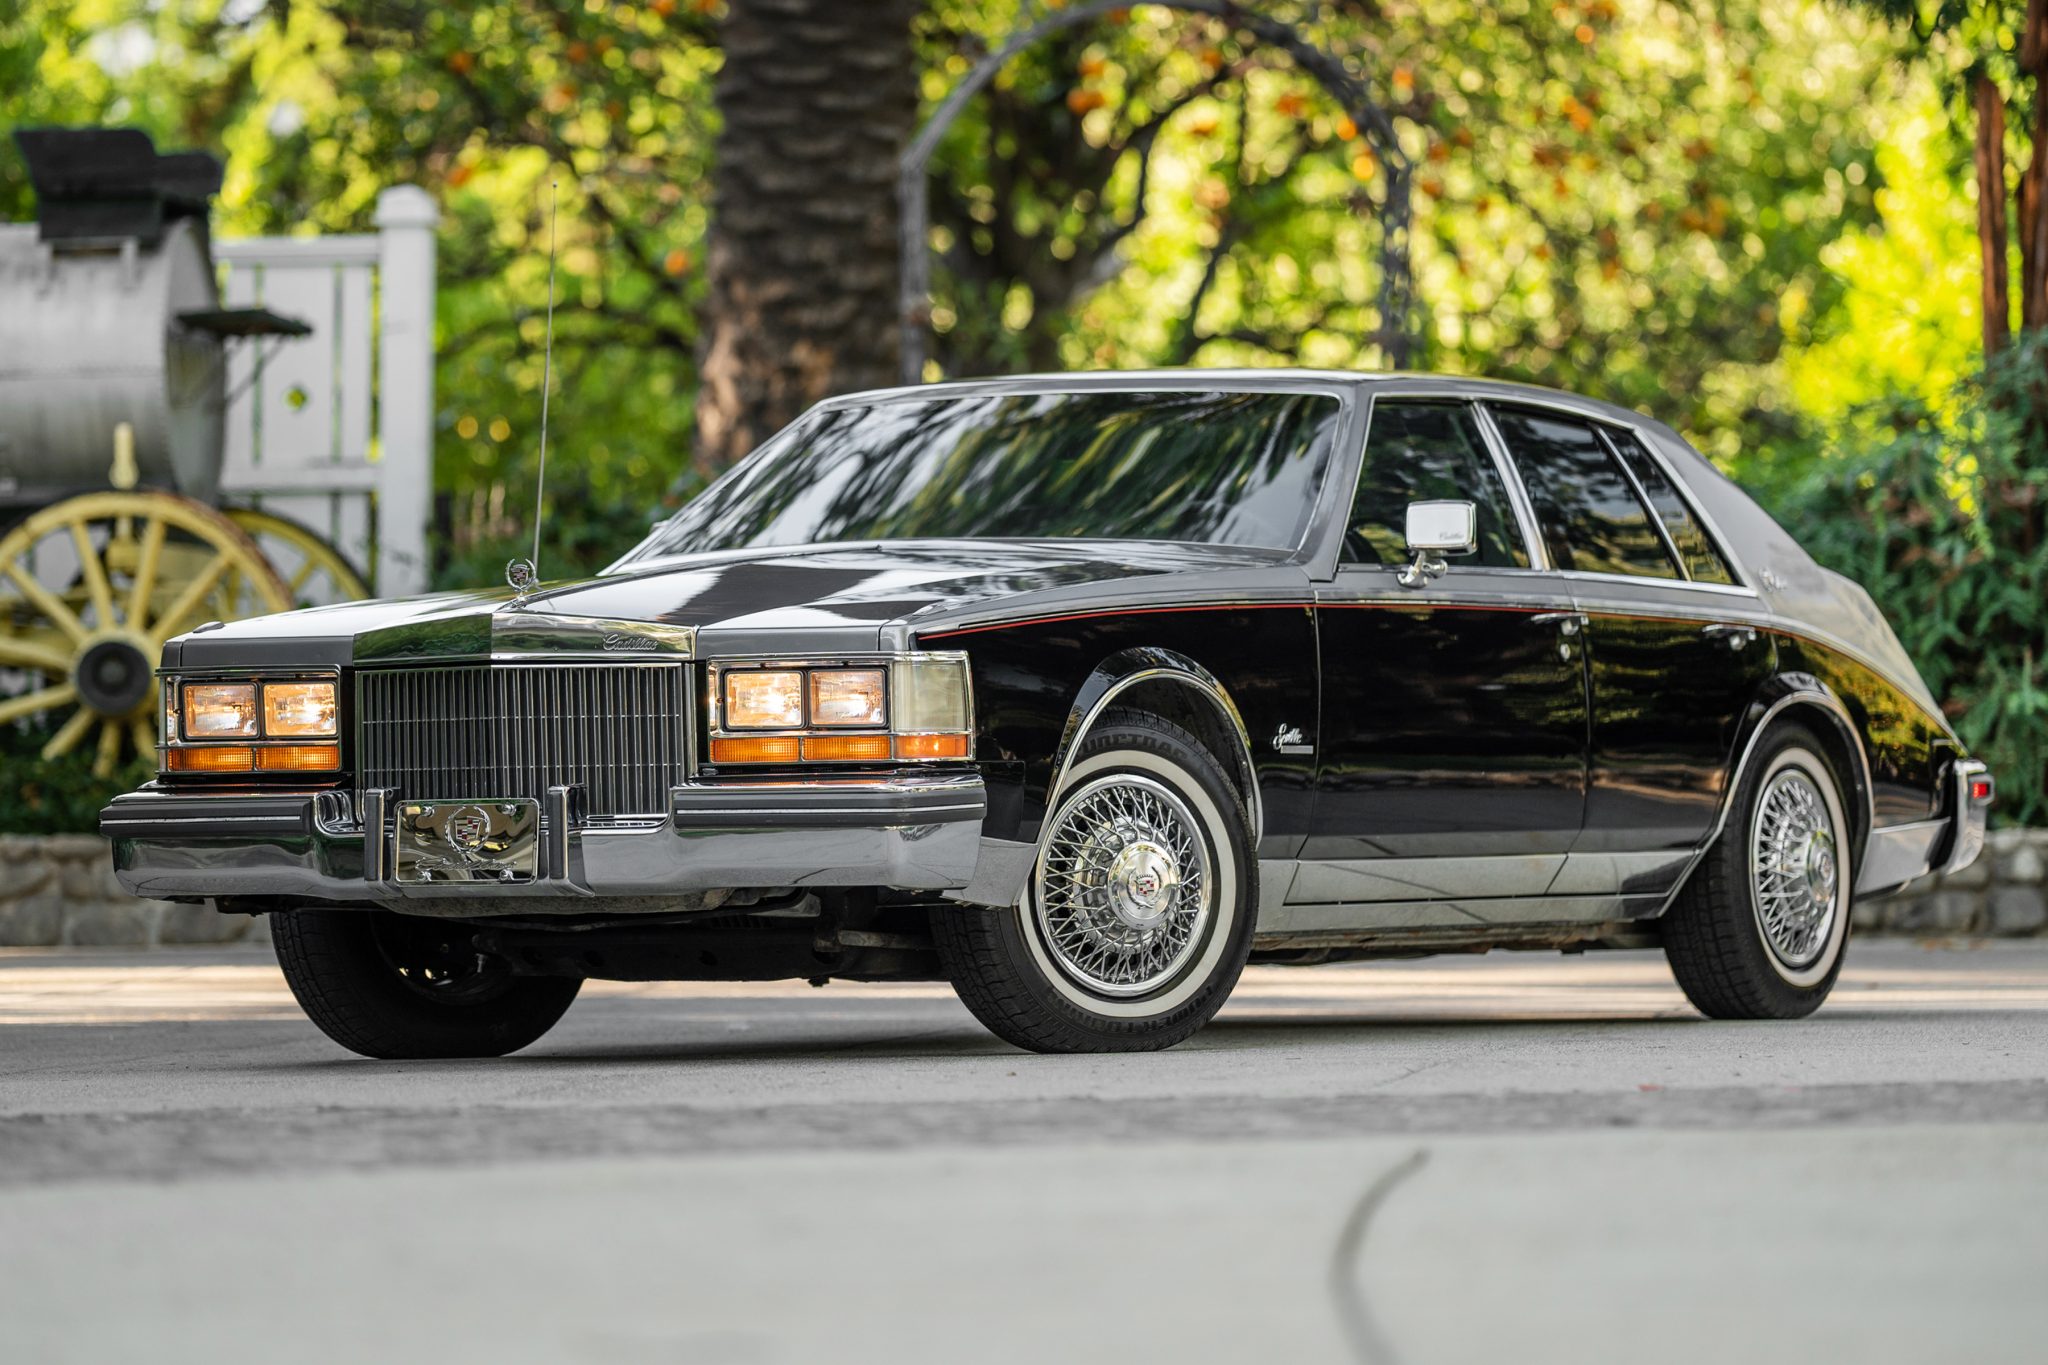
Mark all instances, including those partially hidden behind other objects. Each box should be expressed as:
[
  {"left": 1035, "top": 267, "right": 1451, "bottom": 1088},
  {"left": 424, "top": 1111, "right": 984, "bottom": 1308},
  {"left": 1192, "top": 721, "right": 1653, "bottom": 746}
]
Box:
[{"left": 102, "top": 371, "right": 1993, "bottom": 1057}]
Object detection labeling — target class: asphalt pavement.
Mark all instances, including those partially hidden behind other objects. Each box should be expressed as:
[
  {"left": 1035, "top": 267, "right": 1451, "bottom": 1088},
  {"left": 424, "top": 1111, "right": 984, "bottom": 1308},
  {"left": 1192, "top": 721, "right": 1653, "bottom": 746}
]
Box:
[{"left": 2, "top": 939, "right": 2044, "bottom": 1364}]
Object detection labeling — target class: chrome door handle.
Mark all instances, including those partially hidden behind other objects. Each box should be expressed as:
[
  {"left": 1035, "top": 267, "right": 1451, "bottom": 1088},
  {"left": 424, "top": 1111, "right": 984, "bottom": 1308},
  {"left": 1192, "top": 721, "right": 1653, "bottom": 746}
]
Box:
[
  {"left": 1532, "top": 611, "right": 1588, "bottom": 662},
  {"left": 1702, "top": 623, "right": 1758, "bottom": 651}
]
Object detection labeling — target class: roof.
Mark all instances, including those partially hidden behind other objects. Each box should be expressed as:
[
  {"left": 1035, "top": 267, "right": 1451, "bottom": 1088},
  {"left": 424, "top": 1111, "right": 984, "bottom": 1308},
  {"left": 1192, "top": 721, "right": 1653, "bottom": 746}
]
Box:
[{"left": 830, "top": 367, "right": 1662, "bottom": 431}]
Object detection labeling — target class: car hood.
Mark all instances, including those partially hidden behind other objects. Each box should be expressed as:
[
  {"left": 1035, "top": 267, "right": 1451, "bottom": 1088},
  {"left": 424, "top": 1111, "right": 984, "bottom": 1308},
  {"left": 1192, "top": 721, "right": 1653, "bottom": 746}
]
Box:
[{"left": 163, "top": 539, "right": 1301, "bottom": 670}]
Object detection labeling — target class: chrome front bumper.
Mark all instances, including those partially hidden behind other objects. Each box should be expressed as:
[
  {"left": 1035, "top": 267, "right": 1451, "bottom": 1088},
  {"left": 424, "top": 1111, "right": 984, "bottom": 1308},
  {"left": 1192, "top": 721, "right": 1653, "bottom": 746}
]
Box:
[{"left": 102, "top": 774, "right": 994, "bottom": 908}]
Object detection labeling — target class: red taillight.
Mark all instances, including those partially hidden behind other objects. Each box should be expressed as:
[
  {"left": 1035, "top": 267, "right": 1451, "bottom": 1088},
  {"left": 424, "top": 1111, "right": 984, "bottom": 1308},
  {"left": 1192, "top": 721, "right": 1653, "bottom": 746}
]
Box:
[{"left": 1970, "top": 777, "right": 1994, "bottom": 803}]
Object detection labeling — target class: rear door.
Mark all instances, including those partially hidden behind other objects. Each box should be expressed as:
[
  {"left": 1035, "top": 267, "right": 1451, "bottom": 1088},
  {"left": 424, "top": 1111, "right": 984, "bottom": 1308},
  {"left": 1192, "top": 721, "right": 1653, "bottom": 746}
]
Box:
[{"left": 1486, "top": 405, "right": 1774, "bottom": 905}]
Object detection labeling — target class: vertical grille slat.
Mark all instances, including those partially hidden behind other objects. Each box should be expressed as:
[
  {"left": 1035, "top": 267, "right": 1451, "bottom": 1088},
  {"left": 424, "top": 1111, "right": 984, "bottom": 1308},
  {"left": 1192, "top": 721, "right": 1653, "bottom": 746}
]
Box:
[{"left": 357, "top": 664, "right": 688, "bottom": 819}]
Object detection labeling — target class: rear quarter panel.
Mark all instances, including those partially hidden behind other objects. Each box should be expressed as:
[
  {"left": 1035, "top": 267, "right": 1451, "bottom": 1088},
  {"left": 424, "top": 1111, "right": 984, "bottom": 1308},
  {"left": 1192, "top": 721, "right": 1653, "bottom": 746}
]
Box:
[{"left": 1772, "top": 632, "right": 1950, "bottom": 827}]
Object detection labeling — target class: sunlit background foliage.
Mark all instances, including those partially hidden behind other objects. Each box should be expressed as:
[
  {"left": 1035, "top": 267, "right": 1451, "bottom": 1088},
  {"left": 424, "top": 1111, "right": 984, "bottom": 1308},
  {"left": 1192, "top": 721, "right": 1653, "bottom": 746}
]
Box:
[{"left": 2, "top": 0, "right": 2042, "bottom": 819}]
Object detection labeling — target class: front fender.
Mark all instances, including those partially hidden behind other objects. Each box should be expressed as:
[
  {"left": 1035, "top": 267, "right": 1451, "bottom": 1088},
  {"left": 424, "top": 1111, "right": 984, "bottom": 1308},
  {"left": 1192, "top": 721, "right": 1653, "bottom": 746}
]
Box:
[{"left": 1046, "top": 646, "right": 1262, "bottom": 842}]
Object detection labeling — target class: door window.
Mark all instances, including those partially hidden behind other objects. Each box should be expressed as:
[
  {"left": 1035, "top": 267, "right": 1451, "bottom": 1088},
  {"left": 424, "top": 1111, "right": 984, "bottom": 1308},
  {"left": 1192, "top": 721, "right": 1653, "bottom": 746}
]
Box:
[
  {"left": 1489, "top": 406, "right": 1681, "bottom": 580},
  {"left": 1343, "top": 401, "right": 1529, "bottom": 568},
  {"left": 1605, "top": 430, "right": 1738, "bottom": 585}
]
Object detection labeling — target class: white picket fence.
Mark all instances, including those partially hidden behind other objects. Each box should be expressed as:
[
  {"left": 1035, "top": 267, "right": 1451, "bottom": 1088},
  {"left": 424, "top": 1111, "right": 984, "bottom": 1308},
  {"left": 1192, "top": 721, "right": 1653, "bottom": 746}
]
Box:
[{"left": 212, "top": 185, "right": 437, "bottom": 598}]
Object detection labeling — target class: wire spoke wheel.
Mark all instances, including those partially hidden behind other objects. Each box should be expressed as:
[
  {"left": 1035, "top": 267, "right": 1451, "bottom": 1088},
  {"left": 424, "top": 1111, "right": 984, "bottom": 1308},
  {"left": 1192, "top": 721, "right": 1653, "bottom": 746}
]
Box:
[
  {"left": 1750, "top": 767, "right": 1841, "bottom": 971},
  {"left": 0, "top": 491, "right": 290, "bottom": 775},
  {"left": 1035, "top": 772, "right": 1214, "bottom": 998},
  {"left": 225, "top": 506, "right": 371, "bottom": 607}
]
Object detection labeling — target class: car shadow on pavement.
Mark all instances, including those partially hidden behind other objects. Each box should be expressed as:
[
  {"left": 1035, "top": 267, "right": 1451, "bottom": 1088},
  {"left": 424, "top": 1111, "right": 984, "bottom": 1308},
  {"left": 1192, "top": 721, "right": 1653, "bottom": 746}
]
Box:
[{"left": 320, "top": 1012, "right": 1743, "bottom": 1068}]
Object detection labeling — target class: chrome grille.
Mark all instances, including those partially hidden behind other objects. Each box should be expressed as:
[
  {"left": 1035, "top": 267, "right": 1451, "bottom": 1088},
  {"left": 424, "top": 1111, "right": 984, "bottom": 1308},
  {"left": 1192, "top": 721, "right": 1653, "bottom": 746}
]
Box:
[{"left": 356, "top": 663, "right": 690, "bottom": 818}]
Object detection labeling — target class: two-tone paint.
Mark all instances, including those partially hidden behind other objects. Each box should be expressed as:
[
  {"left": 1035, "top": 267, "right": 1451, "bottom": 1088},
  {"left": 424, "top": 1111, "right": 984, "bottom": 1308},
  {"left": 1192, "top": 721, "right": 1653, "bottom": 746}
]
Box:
[{"left": 113, "top": 370, "right": 1983, "bottom": 951}]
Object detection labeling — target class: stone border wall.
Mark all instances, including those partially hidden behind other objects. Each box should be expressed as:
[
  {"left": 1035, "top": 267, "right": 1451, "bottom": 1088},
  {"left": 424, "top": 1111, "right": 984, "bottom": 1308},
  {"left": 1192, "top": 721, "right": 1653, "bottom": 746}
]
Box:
[
  {"left": 1851, "top": 828, "right": 2048, "bottom": 937},
  {"left": 0, "top": 836, "right": 268, "bottom": 948},
  {"left": 3, "top": 831, "right": 2044, "bottom": 948}
]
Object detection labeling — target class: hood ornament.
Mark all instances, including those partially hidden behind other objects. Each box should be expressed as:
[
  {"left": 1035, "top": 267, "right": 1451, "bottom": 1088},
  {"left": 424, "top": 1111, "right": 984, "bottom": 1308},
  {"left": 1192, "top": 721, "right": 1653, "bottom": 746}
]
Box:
[{"left": 505, "top": 557, "right": 539, "bottom": 594}]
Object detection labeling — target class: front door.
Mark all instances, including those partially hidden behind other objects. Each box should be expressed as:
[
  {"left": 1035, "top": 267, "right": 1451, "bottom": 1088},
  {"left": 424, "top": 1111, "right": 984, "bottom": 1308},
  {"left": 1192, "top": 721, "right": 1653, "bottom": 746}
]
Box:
[{"left": 1293, "top": 400, "right": 1589, "bottom": 922}]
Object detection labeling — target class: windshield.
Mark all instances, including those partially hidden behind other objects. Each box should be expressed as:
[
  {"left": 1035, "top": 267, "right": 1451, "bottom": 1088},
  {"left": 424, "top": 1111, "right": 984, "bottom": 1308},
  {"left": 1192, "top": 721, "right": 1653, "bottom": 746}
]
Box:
[{"left": 617, "top": 389, "right": 1342, "bottom": 564}]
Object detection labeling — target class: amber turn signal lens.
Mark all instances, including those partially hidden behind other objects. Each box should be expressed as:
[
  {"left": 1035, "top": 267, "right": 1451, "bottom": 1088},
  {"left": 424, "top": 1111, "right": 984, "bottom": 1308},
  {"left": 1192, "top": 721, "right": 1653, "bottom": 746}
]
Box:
[
  {"left": 255, "top": 743, "right": 342, "bottom": 772},
  {"left": 894, "top": 733, "right": 970, "bottom": 760},
  {"left": 800, "top": 734, "right": 893, "bottom": 762},
  {"left": 168, "top": 745, "right": 255, "bottom": 773},
  {"left": 709, "top": 735, "right": 803, "bottom": 764}
]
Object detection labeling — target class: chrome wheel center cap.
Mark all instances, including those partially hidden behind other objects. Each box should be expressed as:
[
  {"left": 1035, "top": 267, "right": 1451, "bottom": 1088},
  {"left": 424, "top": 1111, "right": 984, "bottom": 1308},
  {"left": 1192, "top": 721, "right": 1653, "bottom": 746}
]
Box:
[
  {"left": 1803, "top": 832, "right": 1838, "bottom": 911},
  {"left": 1106, "top": 841, "right": 1179, "bottom": 928}
]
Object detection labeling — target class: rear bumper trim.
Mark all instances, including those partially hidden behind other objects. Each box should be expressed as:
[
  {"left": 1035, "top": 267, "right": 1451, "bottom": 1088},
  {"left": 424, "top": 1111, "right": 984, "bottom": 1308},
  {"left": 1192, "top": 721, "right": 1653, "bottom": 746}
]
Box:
[{"left": 1931, "top": 758, "right": 1992, "bottom": 880}]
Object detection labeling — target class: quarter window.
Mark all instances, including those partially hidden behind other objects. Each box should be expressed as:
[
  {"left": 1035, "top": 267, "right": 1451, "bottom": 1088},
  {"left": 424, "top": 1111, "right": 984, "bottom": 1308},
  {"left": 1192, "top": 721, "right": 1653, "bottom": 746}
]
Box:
[
  {"left": 1606, "top": 430, "right": 1738, "bottom": 585},
  {"left": 1343, "top": 401, "right": 1528, "bottom": 568},
  {"left": 1489, "top": 406, "right": 1680, "bottom": 580}
]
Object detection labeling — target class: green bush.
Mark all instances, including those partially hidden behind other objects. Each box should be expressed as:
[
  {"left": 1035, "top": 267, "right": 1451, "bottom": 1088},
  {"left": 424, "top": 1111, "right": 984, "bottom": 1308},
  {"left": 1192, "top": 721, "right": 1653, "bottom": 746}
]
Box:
[
  {"left": 1757, "top": 334, "right": 2048, "bottom": 825},
  {"left": 0, "top": 722, "right": 152, "bottom": 836}
]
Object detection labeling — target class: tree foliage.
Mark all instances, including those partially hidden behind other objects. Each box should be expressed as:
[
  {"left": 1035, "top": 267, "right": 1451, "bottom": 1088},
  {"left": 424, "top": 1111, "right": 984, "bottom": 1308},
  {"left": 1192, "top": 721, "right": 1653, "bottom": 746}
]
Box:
[
  {"left": 1760, "top": 332, "right": 2048, "bottom": 822},
  {"left": 8, "top": 0, "right": 2038, "bottom": 824},
  {"left": 5, "top": 0, "right": 1916, "bottom": 582},
  {"left": 922, "top": 0, "right": 1898, "bottom": 465}
]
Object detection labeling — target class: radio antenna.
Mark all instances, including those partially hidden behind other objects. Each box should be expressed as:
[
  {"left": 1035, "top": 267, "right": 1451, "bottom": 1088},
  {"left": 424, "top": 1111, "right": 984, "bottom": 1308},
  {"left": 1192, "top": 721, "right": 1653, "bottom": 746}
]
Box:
[{"left": 507, "top": 177, "right": 559, "bottom": 597}]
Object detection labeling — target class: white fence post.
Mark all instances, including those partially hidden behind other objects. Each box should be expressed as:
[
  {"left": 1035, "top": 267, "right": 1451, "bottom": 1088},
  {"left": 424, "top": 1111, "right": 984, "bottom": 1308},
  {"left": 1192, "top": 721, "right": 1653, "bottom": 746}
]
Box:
[{"left": 373, "top": 185, "right": 438, "bottom": 598}]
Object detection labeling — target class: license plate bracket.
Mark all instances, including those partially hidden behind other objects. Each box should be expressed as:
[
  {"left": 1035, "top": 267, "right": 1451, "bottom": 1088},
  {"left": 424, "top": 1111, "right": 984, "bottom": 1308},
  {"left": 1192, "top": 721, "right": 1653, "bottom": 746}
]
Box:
[{"left": 394, "top": 799, "right": 539, "bottom": 884}]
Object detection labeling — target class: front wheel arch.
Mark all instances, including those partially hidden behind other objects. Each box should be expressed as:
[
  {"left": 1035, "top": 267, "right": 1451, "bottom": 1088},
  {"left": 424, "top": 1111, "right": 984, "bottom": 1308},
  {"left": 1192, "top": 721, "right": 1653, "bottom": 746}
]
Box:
[{"left": 1049, "top": 648, "right": 1262, "bottom": 844}]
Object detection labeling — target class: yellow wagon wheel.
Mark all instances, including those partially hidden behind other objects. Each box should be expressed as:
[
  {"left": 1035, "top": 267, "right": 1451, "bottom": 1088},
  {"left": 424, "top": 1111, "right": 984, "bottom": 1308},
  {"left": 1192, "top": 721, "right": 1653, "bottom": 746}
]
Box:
[
  {"left": 0, "top": 491, "right": 291, "bottom": 776},
  {"left": 225, "top": 507, "right": 371, "bottom": 607}
]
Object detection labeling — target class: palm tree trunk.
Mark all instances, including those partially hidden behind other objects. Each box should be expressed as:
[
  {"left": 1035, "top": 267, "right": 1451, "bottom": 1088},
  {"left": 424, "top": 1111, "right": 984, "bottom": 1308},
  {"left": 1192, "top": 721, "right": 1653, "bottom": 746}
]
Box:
[
  {"left": 2020, "top": 0, "right": 2048, "bottom": 330},
  {"left": 693, "top": 0, "right": 920, "bottom": 477},
  {"left": 1975, "top": 70, "right": 2013, "bottom": 355}
]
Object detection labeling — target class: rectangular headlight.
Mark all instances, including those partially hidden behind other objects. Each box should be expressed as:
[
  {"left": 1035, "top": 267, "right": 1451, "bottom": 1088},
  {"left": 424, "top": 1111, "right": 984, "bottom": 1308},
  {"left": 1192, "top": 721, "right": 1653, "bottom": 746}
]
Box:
[
  {"left": 262, "top": 681, "right": 337, "bottom": 737},
  {"left": 183, "top": 683, "right": 258, "bottom": 738},
  {"left": 708, "top": 654, "right": 970, "bottom": 765},
  {"left": 724, "top": 669, "right": 805, "bottom": 729},
  {"left": 809, "top": 669, "right": 886, "bottom": 727}
]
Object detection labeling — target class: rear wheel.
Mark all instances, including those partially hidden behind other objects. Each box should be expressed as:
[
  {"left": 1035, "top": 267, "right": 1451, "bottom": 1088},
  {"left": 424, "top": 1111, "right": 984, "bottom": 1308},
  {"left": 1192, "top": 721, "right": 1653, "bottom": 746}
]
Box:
[
  {"left": 1663, "top": 726, "right": 1853, "bottom": 1019},
  {"left": 273, "top": 908, "right": 580, "bottom": 1058},
  {"left": 933, "top": 709, "right": 1256, "bottom": 1053}
]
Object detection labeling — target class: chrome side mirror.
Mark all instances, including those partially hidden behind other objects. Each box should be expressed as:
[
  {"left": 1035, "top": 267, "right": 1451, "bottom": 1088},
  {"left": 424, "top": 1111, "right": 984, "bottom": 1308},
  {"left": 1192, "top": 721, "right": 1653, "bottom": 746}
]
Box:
[{"left": 1398, "top": 500, "right": 1478, "bottom": 588}]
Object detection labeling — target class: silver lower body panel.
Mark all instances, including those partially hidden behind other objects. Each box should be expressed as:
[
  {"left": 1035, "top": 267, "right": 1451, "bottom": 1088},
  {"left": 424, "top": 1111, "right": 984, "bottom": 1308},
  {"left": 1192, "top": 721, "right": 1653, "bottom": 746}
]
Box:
[{"left": 1855, "top": 817, "right": 1947, "bottom": 895}]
